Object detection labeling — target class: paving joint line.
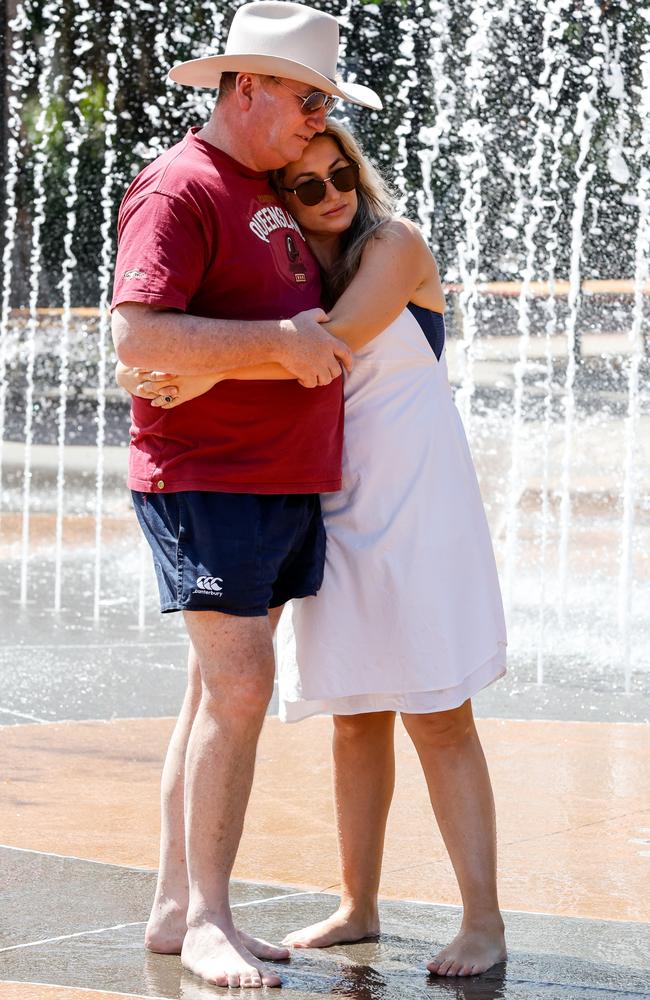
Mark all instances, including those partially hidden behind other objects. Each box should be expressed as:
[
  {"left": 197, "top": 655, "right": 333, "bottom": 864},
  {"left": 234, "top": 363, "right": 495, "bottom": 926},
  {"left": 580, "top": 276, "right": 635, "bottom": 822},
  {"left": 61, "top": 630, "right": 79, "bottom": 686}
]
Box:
[
  {"left": 0, "top": 982, "right": 166, "bottom": 1000},
  {"left": 232, "top": 890, "right": 322, "bottom": 909},
  {"left": 0, "top": 921, "right": 145, "bottom": 954},
  {"left": 499, "top": 806, "right": 650, "bottom": 849},
  {"left": 0, "top": 707, "right": 48, "bottom": 723},
  {"left": 381, "top": 895, "right": 650, "bottom": 927},
  {"left": 0, "top": 844, "right": 154, "bottom": 872}
]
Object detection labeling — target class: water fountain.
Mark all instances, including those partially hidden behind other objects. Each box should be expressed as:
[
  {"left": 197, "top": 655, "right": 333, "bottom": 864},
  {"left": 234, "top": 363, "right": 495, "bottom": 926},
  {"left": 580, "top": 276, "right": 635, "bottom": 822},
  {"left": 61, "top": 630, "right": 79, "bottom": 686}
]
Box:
[{"left": 1, "top": 0, "right": 648, "bottom": 699}]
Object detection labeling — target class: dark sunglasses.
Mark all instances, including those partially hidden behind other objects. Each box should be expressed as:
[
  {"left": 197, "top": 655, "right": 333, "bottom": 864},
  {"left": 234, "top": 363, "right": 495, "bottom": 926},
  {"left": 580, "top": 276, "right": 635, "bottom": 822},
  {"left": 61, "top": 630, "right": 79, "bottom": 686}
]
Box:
[
  {"left": 273, "top": 77, "right": 338, "bottom": 117},
  {"left": 283, "top": 162, "right": 360, "bottom": 207}
]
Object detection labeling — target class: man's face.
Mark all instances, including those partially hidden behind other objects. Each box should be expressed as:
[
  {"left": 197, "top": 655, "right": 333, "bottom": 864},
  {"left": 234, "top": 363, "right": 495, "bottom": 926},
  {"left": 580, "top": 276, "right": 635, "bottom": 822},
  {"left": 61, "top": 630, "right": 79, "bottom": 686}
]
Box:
[{"left": 250, "top": 76, "right": 330, "bottom": 169}]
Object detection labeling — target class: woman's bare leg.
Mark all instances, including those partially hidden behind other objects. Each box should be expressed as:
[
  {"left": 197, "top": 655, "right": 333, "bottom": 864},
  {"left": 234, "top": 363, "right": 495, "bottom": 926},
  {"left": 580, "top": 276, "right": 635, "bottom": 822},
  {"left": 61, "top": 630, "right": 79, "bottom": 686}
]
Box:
[
  {"left": 284, "top": 711, "right": 396, "bottom": 948},
  {"left": 401, "top": 700, "right": 506, "bottom": 977}
]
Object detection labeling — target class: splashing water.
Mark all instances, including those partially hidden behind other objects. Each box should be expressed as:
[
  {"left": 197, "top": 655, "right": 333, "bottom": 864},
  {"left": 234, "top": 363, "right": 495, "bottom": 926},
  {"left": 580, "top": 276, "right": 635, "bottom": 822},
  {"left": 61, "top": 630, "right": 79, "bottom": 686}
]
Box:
[
  {"left": 19, "top": 0, "right": 62, "bottom": 605},
  {"left": 619, "top": 39, "right": 650, "bottom": 691}
]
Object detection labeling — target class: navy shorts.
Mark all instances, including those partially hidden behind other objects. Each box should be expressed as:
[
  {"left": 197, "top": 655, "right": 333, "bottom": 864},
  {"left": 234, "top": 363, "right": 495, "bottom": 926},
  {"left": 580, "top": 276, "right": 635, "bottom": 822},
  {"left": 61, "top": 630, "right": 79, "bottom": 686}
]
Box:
[{"left": 131, "top": 490, "right": 326, "bottom": 617}]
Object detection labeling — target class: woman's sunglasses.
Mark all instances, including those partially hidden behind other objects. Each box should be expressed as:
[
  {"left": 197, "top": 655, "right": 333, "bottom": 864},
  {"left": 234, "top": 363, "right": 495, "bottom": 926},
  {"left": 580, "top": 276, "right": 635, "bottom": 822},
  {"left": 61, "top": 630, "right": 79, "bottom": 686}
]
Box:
[
  {"left": 273, "top": 77, "right": 339, "bottom": 117},
  {"left": 283, "top": 162, "right": 360, "bottom": 207}
]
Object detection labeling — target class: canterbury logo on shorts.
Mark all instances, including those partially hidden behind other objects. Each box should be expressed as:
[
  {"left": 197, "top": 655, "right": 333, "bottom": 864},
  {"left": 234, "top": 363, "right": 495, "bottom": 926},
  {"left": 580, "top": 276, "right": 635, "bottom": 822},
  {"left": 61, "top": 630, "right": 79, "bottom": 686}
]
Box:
[{"left": 194, "top": 575, "right": 224, "bottom": 596}]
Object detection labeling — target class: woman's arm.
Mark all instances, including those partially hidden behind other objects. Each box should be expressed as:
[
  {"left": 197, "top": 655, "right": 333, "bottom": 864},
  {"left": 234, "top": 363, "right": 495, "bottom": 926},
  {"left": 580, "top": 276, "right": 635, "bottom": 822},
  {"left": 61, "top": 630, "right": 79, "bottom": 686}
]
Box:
[
  {"left": 323, "top": 220, "right": 446, "bottom": 352},
  {"left": 115, "top": 360, "right": 310, "bottom": 410},
  {"left": 147, "top": 364, "right": 299, "bottom": 409}
]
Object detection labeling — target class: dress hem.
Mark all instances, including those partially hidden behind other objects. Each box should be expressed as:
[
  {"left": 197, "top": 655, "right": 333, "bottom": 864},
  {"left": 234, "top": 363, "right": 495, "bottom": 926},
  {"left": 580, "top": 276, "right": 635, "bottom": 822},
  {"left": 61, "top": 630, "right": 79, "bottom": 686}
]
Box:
[{"left": 278, "top": 641, "right": 507, "bottom": 723}]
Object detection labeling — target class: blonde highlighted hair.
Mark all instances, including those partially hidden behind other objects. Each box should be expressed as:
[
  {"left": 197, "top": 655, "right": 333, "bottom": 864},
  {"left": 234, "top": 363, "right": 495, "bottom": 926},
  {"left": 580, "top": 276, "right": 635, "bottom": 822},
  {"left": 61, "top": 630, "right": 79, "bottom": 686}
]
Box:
[{"left": 273, "top": 121, "right": 396, "bottom": 307}]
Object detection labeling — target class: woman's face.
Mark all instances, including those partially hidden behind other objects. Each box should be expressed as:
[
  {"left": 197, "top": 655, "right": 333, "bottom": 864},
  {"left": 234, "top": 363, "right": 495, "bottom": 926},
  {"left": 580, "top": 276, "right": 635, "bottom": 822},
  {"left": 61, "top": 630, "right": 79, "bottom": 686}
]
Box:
[{"left": 281, "top": 135, "right": 359, "bottom": 238}]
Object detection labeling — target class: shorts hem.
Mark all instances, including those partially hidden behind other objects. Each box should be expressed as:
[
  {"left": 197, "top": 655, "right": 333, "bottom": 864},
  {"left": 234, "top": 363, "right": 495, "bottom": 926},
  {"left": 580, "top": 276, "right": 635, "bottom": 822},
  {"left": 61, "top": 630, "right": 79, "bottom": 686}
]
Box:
[
  {"left": 269, "top": 587, "right": 319, "bottom": 609},
  {"left": 161, "top": 603, "right": 268, "bottom": 617}
]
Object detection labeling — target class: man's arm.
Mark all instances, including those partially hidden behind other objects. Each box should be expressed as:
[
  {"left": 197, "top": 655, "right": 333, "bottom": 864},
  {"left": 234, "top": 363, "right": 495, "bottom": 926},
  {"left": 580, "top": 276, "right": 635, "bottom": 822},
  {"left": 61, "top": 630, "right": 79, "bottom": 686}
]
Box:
[{"left": 111, "top": 302, "right": 352, "bottom": 389}]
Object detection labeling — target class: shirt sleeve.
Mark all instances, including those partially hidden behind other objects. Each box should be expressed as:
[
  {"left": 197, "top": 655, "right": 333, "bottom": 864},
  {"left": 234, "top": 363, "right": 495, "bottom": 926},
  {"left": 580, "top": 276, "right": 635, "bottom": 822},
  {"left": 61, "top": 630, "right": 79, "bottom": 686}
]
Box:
[{"left": 111, "top": 191, "right": 211, "bottom": 312}]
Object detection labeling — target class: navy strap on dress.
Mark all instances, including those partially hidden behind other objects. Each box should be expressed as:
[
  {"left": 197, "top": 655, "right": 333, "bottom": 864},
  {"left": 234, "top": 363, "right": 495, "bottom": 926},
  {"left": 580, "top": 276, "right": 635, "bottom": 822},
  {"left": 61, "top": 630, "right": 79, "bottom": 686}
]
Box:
[{"left": 406, "top": 302, "right": 445, "bottom": 360}]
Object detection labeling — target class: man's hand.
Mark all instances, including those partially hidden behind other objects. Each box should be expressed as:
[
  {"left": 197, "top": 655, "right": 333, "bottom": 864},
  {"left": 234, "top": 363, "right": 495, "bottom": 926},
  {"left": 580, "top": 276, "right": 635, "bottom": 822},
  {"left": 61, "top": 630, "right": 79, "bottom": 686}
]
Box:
[{"left": 277, "top": 309, "right": 353, "bottom": 388}]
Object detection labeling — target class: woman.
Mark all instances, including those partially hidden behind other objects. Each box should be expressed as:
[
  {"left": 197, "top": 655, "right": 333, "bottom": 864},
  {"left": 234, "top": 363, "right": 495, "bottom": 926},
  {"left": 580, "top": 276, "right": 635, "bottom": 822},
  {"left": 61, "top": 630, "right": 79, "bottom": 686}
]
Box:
[{"left": 119, "top": 122, "right": 507, "bottom": 978}]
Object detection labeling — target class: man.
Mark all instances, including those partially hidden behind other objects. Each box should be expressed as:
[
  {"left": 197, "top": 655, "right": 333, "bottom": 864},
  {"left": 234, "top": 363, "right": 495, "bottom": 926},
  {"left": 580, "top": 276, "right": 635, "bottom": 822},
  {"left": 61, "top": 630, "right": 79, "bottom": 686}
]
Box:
[{"left": 111, "top": 1, "right": 380, "bottom": 989}]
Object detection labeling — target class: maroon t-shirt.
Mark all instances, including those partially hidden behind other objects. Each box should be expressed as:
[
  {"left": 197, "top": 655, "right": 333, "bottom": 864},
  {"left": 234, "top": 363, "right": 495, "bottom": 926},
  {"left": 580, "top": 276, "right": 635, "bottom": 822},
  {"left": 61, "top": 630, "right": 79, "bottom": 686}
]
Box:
[{"left": 111, "top": 128, "right": 343, "bottom": 494}]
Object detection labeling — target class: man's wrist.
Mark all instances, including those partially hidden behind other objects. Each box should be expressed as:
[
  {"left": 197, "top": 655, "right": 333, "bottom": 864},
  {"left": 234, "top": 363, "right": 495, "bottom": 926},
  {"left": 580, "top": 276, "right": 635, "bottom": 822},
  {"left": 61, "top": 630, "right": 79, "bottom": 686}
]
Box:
[{"left": 270, "top": 319, "right": 295, "bottom": 365}]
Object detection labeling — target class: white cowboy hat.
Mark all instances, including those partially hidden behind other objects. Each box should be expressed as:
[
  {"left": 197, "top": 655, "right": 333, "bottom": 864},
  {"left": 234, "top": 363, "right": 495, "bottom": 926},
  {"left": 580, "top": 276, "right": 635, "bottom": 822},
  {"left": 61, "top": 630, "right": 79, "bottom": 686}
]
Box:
[{"left": 168, "top": 0, "right": 382, "bottom": 111}]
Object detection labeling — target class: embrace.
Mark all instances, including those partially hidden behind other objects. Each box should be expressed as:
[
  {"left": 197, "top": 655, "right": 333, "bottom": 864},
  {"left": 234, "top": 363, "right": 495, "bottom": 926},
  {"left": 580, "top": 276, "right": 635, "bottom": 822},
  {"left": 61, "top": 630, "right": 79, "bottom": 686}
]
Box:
[{"left": 111, "top": 0, "right": 508, "bottom": 989}]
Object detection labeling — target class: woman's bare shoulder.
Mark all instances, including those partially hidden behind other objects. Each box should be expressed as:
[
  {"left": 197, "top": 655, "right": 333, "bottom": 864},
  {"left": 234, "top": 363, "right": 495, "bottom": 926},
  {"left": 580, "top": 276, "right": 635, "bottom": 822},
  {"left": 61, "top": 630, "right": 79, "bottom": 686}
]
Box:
[
  {"left": 382, "top": 220, "right": 445, "bottom": 311},
  {"left": 359, "top": 218, "right": 431, "bottom": 276},
  {"left": 374, "top": 216, "right": 424, "bottom": 244},
  {"left": 374, "top": 218, "right": 436, "bottom": 264}
]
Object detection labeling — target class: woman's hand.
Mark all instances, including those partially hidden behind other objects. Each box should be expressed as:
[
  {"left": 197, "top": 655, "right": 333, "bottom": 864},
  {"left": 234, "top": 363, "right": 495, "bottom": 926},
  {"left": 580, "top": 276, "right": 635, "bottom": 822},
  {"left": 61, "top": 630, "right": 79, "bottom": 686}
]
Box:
[
  {"left": 115, "top": 362, "right": 220, "bottom": 408},
  {"left": 115, "top": 362, "right": 177, "bottom": 398},
  {"left": 148, "top": 372, "right": 221, "bottom": 408}
]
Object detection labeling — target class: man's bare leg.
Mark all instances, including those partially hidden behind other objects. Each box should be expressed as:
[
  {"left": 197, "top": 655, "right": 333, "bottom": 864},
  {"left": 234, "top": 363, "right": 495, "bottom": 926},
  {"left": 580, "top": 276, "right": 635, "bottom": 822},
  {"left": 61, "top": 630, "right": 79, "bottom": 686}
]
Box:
[
  {"left": 144, "top": 608, "right": 286, "bottom": 959},
  {"left": 180, "top": 609, "right": 286, "bottom": 988},
  {"left": 145, "top": 644, "right": 201, "bottom": 953},
  {"left": 283, "top": 711, "right": 396, "bottom": 948},
  {"left": 401, "top": 700, "right": 506, "bottom": 977}
]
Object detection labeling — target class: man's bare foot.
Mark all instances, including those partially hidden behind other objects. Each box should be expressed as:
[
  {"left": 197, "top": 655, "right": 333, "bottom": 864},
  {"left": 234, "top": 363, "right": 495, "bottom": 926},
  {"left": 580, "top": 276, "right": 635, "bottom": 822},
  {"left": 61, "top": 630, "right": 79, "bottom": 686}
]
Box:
[
  {"left": 427, "top": 919, "right": 507, "bottom": 977},
  {"left": 181, "top": 919, "right": 283, "bottom": 988},
  {"left": 144, "top": 897, "right": 290, "bottom": 963},
  {"left": 145, "top": 896, "right": 187, "bottom": 954},
  {"left": 238, "top": 930, "right": 290, "bottom": 962},
  {"left": 282, "top": 905, "right": 379, "bottom": 949}
]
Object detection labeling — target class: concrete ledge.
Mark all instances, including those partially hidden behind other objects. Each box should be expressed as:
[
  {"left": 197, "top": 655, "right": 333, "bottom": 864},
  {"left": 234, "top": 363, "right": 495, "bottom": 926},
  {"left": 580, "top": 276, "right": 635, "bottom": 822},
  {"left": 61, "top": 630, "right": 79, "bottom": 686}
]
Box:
[{"left": 0, "top": 442, "right": 128, "bottom": 476}]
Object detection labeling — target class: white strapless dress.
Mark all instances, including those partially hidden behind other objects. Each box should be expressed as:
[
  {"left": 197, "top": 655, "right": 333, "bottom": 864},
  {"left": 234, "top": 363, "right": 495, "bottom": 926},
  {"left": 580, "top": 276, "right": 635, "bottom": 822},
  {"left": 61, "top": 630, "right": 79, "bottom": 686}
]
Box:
[{"left": 276, "top": 306, "right": 507, "bottom": 722}]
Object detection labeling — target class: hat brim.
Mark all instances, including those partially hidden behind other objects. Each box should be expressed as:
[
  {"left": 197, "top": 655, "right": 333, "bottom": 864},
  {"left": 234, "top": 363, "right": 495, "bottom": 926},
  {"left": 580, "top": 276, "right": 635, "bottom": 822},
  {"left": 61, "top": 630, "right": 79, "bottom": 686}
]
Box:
[{"left": 168, "top": 54, "right": 382, "bottom": 110}]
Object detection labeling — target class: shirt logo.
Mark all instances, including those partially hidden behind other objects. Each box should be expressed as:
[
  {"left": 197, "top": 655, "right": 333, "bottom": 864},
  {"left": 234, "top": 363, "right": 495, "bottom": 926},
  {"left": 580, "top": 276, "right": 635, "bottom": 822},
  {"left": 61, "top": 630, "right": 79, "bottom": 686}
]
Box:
[
  {"left": 286, "top": 235, "right": 306, "bottom": 283},
  {"left": 249, "top": 205, "right": 303, "bottom": 244},
  {"left": 123, "top": 268, "right": 147, "bottom": 280},
  {"left": 286, "top": 235, "right": 299, "bottom": 262}
]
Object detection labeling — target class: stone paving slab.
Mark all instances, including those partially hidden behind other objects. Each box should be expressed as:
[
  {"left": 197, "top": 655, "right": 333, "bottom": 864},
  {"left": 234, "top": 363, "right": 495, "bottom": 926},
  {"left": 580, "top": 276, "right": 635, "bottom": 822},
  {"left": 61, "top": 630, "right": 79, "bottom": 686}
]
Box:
[{"left": 0, "top": 849, "right": 298, "bottom": 952}]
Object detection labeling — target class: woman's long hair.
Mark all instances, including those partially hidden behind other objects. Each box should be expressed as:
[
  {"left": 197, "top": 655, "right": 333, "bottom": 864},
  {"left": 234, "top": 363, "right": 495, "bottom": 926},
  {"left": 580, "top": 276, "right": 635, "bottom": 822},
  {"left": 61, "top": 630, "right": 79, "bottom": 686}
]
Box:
[{"left": 273, "top": 121, "right": 396, "bottom": 308}]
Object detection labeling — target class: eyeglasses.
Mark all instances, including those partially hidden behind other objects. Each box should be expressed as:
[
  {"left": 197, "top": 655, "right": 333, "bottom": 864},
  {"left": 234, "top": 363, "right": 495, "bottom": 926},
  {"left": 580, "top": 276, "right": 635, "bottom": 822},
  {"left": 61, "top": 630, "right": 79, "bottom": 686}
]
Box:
[
  {"left": 273, "top": 77, "right": 338, "bottom": 117},
  {"left": 282, "top": 162, "right": 360, "bottom": 207}
]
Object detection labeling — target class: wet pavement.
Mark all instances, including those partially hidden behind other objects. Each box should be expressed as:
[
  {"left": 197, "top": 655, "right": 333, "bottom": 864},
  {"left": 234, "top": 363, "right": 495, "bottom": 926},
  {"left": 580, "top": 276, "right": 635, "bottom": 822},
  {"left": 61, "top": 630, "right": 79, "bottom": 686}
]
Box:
[{"left": 2, "top": 850, "right": 650, "bottom": 1000}]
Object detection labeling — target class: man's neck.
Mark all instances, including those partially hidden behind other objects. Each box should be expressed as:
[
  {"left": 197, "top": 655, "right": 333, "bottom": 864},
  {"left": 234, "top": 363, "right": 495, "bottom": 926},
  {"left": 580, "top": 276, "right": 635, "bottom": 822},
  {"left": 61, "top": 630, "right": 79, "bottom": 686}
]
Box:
[{"left": 197, "top": 109, "right": 268, "bottom": 173}]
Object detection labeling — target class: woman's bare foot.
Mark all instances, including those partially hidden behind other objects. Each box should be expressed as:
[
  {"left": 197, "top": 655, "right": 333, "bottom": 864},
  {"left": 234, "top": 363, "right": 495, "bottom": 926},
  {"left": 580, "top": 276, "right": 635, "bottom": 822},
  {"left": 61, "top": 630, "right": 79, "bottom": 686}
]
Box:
[
  {"left": 181, "top": 918, "right": 283, "bottom": 988},
  {"left": 145, "top": 896, "right": 187, "bottom": 954},
  {"left": 282, "top": 904, "right": 379, "bottom": 949},
  {"left": 427, "top": 918, "right": 507, "bottom": 977}
]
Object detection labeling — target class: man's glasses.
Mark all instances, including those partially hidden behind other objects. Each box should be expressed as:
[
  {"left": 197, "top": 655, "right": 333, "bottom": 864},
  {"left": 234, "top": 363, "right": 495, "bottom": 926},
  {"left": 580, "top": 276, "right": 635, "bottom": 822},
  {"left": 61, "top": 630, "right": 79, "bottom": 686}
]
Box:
[
  {"left": 273, "top": 77, "right": 338, "bottom": 117},
  {"left": 282, "top": 162, "right": 360, "bottom": 206}
]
